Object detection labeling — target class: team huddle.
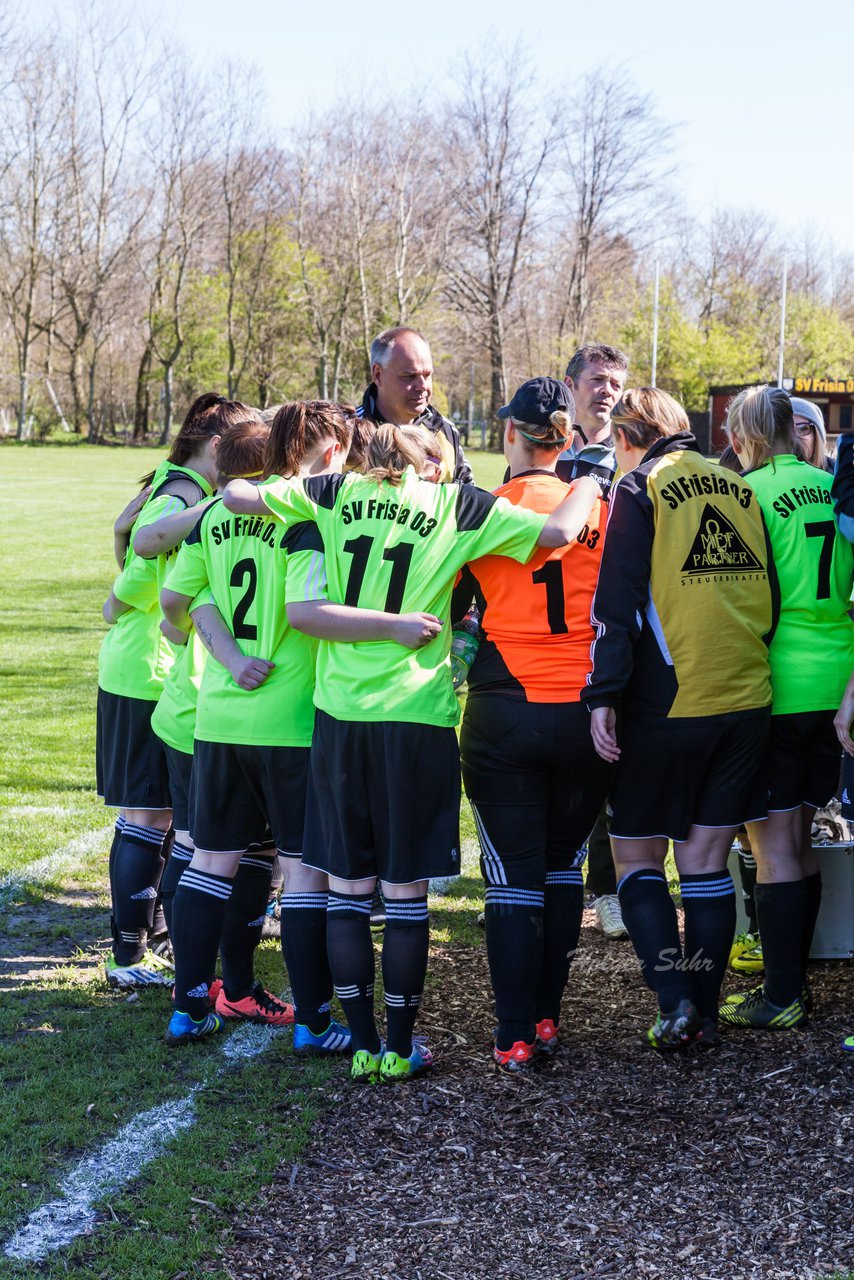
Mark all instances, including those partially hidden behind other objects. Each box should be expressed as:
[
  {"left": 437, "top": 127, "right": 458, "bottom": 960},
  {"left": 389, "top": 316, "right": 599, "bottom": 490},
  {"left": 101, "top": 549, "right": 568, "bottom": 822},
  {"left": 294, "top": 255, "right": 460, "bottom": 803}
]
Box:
[{"left": 95, "top": 332, "right": 854, "bottom": 1080}]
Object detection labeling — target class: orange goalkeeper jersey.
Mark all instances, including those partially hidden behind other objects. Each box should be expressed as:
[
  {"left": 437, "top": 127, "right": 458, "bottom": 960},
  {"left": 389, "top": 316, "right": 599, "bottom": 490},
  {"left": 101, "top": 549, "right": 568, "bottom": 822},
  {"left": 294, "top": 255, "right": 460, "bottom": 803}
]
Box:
[{"left": 462, "top": 469, "right": 607, "bottom": 703}]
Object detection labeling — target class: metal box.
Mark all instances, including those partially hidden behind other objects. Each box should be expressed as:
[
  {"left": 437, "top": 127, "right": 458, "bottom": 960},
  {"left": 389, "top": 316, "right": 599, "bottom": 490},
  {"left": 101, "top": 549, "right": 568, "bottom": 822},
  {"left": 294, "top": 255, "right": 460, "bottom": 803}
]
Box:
[{"left": 728, "top": 843, "right": 854, "bottom": 960}]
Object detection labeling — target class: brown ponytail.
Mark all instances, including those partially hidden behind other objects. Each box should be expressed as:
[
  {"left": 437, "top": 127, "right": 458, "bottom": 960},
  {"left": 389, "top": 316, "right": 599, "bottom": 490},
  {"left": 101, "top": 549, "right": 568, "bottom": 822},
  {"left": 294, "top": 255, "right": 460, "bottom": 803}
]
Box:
[
  {"left": 264, "top": 401, "right": 355, "bottom": 478},
  {"left": 139, "top": 392, "right": 260, "bottom": 485}
]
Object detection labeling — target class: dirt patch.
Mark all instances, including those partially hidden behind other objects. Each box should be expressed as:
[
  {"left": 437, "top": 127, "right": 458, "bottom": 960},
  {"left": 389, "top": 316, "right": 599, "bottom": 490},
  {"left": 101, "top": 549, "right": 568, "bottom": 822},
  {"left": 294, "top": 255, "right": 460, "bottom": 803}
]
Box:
[
  {"left": 0, "top": 889, "right": 109, "bottom": 989},
  {"left": 224, "top": 914, "right": 854, "bottom": 1280}
]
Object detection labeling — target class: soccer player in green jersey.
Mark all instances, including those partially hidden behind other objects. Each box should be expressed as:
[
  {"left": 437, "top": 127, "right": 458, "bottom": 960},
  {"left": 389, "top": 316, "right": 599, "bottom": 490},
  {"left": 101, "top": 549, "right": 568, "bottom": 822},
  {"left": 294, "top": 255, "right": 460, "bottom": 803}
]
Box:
[
  {"left": 720, "top": 386, "right": 854, "bottom": 1031},
  {"left": 98, "top": 395, "right": 255, "bottom": 987},
  {"left": 161, "top": 407, "right": 442, "bottom": 1047},
  {"left": 224, "top": 415, "right": 601, "bottom": 1082}
]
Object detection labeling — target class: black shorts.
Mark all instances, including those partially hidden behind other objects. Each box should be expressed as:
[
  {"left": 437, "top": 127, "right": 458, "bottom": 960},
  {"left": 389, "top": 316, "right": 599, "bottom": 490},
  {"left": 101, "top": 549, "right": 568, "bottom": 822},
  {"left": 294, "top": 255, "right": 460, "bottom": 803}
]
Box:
[
  {"left": 190, "top": 740, "right": 308, "bottom": 855},
  {"left": 766, "top": 711, "right": 842, "bottom": 812},
  {"left": 163, "top": 744, "right": 193, "bottom": 832},
  {"left": 609, "top": 707, "right": 770, "bottom": 843},
  {"left": 303, "top": 710, "right": 461, "bottom": 884},
  {"left": 461, "top": 696, "right": 613, "bottom": 887},
  {"left": 96, "top": 688, "right": 171, "bottom": 810},
  {"left": 840, "top": 753, "right": 854, "bottom": 820}
]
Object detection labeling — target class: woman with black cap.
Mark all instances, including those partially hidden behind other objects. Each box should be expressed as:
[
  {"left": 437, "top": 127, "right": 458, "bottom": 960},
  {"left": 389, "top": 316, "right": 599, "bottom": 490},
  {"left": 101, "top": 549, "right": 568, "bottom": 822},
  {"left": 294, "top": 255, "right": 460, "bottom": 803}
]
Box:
[{"left": 457, "top": 377, "right": 614, "bottom": 1071}]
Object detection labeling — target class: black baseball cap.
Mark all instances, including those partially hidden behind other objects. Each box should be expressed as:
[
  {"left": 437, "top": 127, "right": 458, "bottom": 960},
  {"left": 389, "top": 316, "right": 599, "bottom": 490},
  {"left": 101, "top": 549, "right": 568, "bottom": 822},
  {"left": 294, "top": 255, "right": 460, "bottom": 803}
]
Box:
[{"left": 497, "top": 377, "right": 575, "bottom": 425}]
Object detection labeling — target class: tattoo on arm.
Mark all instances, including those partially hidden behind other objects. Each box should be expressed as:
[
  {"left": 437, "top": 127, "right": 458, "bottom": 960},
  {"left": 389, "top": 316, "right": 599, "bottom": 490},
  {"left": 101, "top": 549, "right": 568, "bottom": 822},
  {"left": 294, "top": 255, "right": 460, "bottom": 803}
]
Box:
[{"left": 196, "top": 617, "right": 215, "bottom": 654}]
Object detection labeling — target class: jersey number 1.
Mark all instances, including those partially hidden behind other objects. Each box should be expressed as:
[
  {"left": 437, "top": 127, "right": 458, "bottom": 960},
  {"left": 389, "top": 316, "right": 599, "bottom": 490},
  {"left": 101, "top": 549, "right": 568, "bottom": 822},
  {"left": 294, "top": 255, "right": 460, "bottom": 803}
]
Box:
[{"left": 343, "top": 536, "right": 414, "bottom": 613}]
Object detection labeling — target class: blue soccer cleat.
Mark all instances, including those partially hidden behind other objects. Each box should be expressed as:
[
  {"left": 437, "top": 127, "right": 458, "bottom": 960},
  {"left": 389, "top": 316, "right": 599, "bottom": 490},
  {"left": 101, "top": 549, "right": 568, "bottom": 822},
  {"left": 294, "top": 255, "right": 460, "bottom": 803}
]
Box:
[
  {"left": 164, "top": 1009, "right": 224, "bottom": 1047},
  {"left": 293, "top": 1020, "right": 352, "bottom": 1055}
]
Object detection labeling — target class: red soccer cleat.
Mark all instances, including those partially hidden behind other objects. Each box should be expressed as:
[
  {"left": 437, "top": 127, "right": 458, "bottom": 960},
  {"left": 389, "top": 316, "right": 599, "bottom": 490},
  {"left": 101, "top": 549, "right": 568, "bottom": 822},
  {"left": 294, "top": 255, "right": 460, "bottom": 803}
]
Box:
[{"left": 216, "top": 981, "right": 294, "bottom": 1026}]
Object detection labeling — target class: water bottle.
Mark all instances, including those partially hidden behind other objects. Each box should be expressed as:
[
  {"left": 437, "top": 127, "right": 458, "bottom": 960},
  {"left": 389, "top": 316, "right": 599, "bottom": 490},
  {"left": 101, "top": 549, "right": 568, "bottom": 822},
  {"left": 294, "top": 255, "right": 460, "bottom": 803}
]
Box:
[{"left": 450, "top": 608, "right": 481, "bottom": 690}]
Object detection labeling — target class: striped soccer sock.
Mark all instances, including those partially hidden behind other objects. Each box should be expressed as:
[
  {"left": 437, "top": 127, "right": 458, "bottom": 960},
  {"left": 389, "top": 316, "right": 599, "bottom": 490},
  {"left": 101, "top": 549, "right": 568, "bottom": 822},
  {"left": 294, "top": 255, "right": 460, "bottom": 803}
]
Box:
[
  {"left": 159, "top": 839, "right": 194, "bottom": 938},
  {"left": 111, "top": 821, "right": 169, "bottom": 965},
  {"left": 219, "top": 854, "right": 274, "bottom": 1000},
  {"left": 535, "top": 868, "right": 584, "bottom": 1027},
  {"left": 484, "top": 884, "right": 545, "bottom": 1050},
  {"left": 617, "top": 868, "right": 691, "bottom": 1013},
  {"left": 382, "top": 897, "right": 429, "bottom": 1058},
  {"left": 280, "top": 889, "right": 332, "bottom": 1033},
  {"left": 326, "top": 891, "right": 379, "bottom": 1054},
  {"left": 171, "top": 867, "right": 233, "bottom": 1018},
  {"left": 679, "top": 870, "right": 737, "bottom": 1021}
]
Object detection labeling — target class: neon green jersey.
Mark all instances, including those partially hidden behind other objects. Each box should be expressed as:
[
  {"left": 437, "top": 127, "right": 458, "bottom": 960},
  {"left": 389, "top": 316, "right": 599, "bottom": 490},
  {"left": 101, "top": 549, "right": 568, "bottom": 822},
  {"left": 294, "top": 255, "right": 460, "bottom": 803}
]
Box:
[
  {"left": 165, "top": 499, "right": 321, "bottom": 746},
  {"left": 98, "top": 461, "right": 214, "bottom": 701},
  {"left": 150, "top": 588, "right": 212, "bottom": 754},
  {"left": 745, "top": 454, "right": 854, "bottom": 713},
  {"left": 259, "top": 468, "right": 547, "bottom": 727}
]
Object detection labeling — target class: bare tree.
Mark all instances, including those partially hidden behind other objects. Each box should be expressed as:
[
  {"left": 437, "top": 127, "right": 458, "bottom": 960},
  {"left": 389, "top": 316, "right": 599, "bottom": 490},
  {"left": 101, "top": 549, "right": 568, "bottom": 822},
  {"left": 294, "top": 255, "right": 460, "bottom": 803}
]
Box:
[
  {"left": 443, "top": 47, "right": 555, "bottom": 421},
  {"left": 555, "top": 69, "right": 676, "bottom": 354},
  {"left": 0, "top": 36, "right": 65, "bottom": 439}
]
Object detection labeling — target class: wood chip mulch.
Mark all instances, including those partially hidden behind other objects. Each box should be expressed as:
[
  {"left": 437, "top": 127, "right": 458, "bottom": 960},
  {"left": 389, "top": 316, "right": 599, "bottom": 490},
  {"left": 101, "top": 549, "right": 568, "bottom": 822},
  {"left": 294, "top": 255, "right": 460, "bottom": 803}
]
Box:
[{"left": 223, "top": 915, "right": 854, "bottom": 1280}]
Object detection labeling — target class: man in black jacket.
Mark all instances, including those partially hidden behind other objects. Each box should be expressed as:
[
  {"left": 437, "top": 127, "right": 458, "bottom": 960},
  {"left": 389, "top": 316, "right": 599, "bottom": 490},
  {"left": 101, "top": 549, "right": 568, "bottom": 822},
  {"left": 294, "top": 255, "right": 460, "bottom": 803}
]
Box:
[{"left": 358, "top": 327, "right": 473, "bottom": 485}]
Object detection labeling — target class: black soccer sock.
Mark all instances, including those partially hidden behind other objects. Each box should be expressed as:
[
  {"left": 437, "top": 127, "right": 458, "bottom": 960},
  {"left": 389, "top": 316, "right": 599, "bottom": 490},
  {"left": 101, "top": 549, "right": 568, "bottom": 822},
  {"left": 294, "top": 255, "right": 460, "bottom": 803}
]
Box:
[
  {"left": 617, "top": 868, "right": 691, "bottom": 1013},
  {"left": 171, "top": 867, "right": 233, "bottom": 1018},
  {"left": 535, "top": 869, "right": 584, "bottom": 1026},
  {"left": 737, "top": 845, "right": 759, "bottom": 935},
  {"left": 150, "top": 828, "right": 174, "bottom": 940},
  {"left": 754, "top": 879, "right": 808, "bottom": 1007},
  {"left": 159, "top": 839, "right": 194, "bottom": 938},
  {"left": 326, "top": 891, "right": 380, "bottom": 1053},
  {"left": 484, "top": 885, "right": 544, "bottom": 1050},
  {"left": 280, "top": 889, "right": 332, "bottom": 1033},
  {"left": 111, "top": 821, "right": 169, "bottom": 965},
  {"left": 107, "top": 815, "right": 126, "bottom": 948},
  {"left": 801, "top": 871, "right": 822, "bottom": 983},
  {"left": 220, "top": 853, "right": 275, "bottom": 1000},
  {"left": 679, "top": 870, "right": 736, "bottom": 1022},
  {"left": 382, "top": 896, "right": 430, "bottom": 1058}
]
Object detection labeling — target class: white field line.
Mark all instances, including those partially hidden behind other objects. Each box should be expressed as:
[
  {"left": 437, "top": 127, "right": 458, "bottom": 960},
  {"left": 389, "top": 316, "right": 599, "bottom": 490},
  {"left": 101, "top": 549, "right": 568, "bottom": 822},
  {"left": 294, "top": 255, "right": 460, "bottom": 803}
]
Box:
[
  {"left": 0, "top": 826, "right": 112, "bottom": 910},
  {"left": 3, "top": 1020, "right": 283, "bottom": 1263}
]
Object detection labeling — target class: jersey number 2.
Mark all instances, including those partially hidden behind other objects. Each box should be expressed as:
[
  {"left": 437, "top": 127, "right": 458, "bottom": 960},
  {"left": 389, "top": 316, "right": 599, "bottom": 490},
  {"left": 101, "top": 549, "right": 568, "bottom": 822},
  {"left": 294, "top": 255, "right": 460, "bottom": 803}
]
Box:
[
  {"left": 230, "top": 558, "right": 258, "bottom": 639},
  {"left": 805, "top": 521, "right": 835, "bottom": 600},
  {"left": 343, "top": 536, "right": 414, "bottom": 613}
]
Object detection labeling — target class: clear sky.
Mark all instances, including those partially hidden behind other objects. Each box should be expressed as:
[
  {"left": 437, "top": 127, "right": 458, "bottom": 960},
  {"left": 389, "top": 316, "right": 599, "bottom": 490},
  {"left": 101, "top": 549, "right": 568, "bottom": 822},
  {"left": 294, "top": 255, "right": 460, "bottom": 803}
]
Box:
[{"left": 47, "top": 0, "right": 854, "bottom": 255}]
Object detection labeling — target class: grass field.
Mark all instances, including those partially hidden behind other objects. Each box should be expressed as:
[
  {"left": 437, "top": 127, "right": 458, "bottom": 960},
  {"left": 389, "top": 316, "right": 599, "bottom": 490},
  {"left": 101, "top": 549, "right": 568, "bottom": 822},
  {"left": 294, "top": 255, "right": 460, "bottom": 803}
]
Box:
[{"left": 0, "top": 438, "right": 501, "bottom": 1279}]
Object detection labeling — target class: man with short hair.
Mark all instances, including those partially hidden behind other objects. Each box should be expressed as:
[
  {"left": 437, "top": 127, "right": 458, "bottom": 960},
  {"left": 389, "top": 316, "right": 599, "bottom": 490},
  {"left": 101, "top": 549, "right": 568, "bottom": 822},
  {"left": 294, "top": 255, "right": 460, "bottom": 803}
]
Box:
[
  {"left": 558, "top": 344, "right": 630, "bottom": 940},
  {"left": 556, "top": 343, "right": 629, "bottom": 498},
  {"left": 359, "top": 327, "right": 473, "bottom": 485}
]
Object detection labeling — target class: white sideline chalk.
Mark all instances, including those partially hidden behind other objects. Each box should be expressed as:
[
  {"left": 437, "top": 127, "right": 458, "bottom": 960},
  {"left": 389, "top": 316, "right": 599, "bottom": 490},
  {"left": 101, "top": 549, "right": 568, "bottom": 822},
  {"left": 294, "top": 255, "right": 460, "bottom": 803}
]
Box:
[
  {"left": 0, "top": 827, "right": 112, "bottom": 910},
  {"left": 3, "top": 1021, "right": 280, "bottom": 1262}
]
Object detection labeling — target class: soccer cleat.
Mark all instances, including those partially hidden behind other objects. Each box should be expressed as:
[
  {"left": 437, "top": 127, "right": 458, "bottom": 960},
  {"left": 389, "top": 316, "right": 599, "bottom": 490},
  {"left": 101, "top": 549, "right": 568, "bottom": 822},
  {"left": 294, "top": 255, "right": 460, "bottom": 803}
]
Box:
[
  {"left": 379, "top": 1042, "right": 433, "bottom": 1082},
  {"left": 261, "top": 893, "right": 281, "bottom": 940},
  {"left": 105, "top": 950, "right": 174, "bottom": 988},
  {"left": 731, "top": 936, "right": 764, "bottom": 974},
  {"left": 350, "top": 1049, "right": 382, "bottom": 1083},
  {"left": 729, "top": 930, "right": 758, "bottom": 968},
  {"left": 593, "top": 894, "right": 629, "bottom": 940},
  {"left": 647, "top": 998, "right": 701, "bottom": 1050},
  {"left": 842, "top": 1034, "right": 854, "bottom": 1052},
  {"left": 164, "top": 1009, "right": 224, "bottom": 1047},
  {"left": 293, "top": 1020, "right": 352, "bottom": 1055},
  {"left": 534, "top": 1018, "right": 560, "bottom": 1056},
  {"left": 215, "top": 982, "right": 294, "bottom": 1026},
  {"left": 724, "top": 982, "right": 814, "bottom": 1015},
  {"left": 493, "top": 1040, "right": 535, "bottom": 1072},
  {"left": 718, "top": 986, "right": 808, "bottom": 1030},
  {"left": 691, "top": 1017, "right": 721, "bottom": 1051}
]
